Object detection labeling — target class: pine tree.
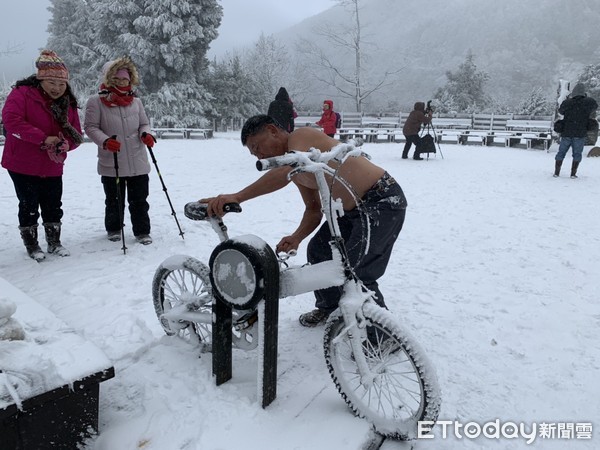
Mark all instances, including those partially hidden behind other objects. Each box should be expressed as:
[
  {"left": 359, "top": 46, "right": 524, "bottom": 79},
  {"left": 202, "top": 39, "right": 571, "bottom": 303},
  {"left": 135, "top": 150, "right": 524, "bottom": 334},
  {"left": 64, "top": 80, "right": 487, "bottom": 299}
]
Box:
[
  {"left": 433, "top": 52, "right": 490, "bottom": 113},
  {"left": 206, "top": 54, "right": 262, "bottom": 130},
  {"left": 47, "top": 0, "right": 101, "bottom": 99},
  {"left": 48, "top": 0, "right": 222, "bottom": 126},
  {"left": 577, "top": 63, "right": 600, "bottom": 104},
  {"left": 516, "top": 87, "right": 552, "bottom": 116}
]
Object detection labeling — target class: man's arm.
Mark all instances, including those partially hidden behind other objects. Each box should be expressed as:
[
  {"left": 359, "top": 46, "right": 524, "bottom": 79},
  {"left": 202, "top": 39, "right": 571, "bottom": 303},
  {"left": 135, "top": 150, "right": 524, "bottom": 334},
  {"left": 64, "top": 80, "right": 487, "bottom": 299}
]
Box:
[
  {"left": 200, "top": 166, "right": 293, "bottom": 217},
  {"left": 276, "top": 183, "right": 322, "bottom": 253}
]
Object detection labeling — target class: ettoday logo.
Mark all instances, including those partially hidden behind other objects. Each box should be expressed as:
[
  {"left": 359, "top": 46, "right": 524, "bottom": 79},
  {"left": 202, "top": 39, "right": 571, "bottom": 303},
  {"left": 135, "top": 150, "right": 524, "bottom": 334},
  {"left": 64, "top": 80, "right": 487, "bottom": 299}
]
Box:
[{"left": 418, "top": 420, "right": 593, "bottom": 444}]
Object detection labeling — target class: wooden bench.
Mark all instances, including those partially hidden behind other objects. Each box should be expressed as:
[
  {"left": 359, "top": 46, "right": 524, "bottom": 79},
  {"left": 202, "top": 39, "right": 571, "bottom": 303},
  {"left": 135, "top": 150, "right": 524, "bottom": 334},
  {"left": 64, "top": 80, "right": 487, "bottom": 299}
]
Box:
[
  {"left": 431, "top": 117, "right": 472, "bottom": 130},
  {"left": 506, "top": 119, "right": 552, "bottom": 133},
  {"left": 152, "top": 128, "right": 213, "bottom": 139}
]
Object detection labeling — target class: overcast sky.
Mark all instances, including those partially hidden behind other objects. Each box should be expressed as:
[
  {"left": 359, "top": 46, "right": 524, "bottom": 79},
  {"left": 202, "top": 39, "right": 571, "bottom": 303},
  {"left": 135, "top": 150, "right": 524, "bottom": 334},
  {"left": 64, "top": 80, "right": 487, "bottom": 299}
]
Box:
[{"left": 0, "top": 0, "right": 333, "bottom": 82}]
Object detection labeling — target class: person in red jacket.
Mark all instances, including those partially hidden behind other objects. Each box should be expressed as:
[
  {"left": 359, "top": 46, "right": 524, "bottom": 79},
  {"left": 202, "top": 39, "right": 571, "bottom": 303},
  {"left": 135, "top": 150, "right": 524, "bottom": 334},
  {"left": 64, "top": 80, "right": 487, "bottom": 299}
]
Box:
[
  {"left": 1, "top": 50, "right": 83, "bottom": 261},
  {"left": 316, "top": 100, "right": 337, "bottom": 137}
]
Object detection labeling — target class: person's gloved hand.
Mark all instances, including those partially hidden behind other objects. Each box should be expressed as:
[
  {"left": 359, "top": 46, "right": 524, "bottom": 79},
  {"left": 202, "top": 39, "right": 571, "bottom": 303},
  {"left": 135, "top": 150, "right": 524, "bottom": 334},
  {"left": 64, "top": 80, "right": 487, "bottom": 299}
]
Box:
[
  {"left": 56, "top": 132, "right": 69, "bottom": 153},
  {"left": 141, "top": 132, "right": 156, "bottom": 148},
  {"left": 46, "top": 146, "right": 66, "bottom": 164},
  {"left": 103, "top": 135, "right": 121, "bottom": 152}
]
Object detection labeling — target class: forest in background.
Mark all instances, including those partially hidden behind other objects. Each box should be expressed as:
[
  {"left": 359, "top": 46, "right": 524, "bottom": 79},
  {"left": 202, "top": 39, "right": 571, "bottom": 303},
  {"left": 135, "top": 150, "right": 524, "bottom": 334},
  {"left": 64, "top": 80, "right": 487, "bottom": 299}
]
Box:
[{"left": 1, "top": 0, "right": 599, "bottom": 127}]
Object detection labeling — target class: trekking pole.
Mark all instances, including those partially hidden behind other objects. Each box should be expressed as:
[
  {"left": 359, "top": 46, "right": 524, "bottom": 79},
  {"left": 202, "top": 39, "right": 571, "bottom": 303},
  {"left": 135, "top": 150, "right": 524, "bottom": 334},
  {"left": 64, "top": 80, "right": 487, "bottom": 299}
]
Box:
[
  {"left": 112, "top": 136, "right": 127, "bottom": 254},
  {"left": 145, "top": 145, "right": 185, "bottom": 239}
]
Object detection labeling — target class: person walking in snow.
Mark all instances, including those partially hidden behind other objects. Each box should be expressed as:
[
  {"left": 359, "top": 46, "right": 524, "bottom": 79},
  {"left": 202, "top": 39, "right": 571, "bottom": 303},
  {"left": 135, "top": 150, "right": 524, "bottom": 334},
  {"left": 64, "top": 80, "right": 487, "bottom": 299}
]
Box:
[
  {"left": 315, "top": 100, "right": 338, "bottom": 137},
  {"left": 267, "top": 87, "right": 295, "bottom": 132},
  {"left": 200, "top": 115, "right": 407, "bottom": 327},
  {"left": 84, "top": 57, "right": 156, "bottom": 245},
  {"left": 1, "top": 50, "right": 83, "bottom": 261},
  {"left": 553, "top": 83, "right": 598, "bottom": 178},
  {"left": 402, "top": 102, "right": 432, "bottom": 160}
]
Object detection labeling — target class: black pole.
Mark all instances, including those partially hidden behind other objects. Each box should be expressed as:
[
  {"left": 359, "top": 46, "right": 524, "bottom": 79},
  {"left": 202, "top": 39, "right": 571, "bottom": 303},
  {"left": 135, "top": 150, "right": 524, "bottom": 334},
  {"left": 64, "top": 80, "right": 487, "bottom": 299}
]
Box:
[
  {"left": 146, "top": 145, "right": 185, "bottom": 239},
  {"left": 112, "top": 146, "right": 127, "bottom": 255}
]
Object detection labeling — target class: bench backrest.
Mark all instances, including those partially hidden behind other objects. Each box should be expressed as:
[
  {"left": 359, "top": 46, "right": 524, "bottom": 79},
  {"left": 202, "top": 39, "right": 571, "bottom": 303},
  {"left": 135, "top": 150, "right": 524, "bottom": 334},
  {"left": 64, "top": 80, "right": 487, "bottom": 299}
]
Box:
[
  {"left": 341, "top": 112, "right": 363, "bottom": 128},
  {"left": 506, "top": 119, "right": 552, "bottom": 131},
  {"left": 431, "top": 117, "right": 472, "bottom": 129}
]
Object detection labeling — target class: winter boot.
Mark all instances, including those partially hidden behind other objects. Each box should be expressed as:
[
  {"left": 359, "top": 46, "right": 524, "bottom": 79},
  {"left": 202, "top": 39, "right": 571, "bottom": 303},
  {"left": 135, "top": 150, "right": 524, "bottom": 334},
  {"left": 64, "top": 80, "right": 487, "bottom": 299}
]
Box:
[
  {"left": 43, "top": 222, "right": 70, "bottom": 257},
  {"left": 401, "top": 150, "right": 409, "bottom": 159},
  {"left": 570, "top": 161, "right": 580, "bottom": 179},
  {"left": 19, "top": 225, "right": 45, "bottom": 262},
  {"left": 553, "top": 160, "right": 563, "bottom": 177}
]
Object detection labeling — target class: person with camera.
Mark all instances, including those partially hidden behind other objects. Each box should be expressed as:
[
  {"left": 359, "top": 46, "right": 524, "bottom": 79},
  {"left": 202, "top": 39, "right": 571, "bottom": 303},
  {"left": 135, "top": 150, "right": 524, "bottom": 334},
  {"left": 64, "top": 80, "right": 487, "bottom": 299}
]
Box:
[{"left": 402, "top": 101, "right": 433, "bottom": 160}]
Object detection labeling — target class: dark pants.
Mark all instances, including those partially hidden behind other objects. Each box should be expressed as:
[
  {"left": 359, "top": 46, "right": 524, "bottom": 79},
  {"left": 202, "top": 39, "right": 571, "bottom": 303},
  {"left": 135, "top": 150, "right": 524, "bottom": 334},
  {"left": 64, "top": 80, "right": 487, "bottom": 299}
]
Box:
[
  {"left": 101, "top": 174, "right": 150, "bottom": 236},
  {"left": 8, "top": 171, "right": 63, "bottom": 227},
  {"left": 307, "top": 172, "right": 407, "bottom": 312},
  {"left": 402, "top": 134, "right": 421, "bottom": 157}
]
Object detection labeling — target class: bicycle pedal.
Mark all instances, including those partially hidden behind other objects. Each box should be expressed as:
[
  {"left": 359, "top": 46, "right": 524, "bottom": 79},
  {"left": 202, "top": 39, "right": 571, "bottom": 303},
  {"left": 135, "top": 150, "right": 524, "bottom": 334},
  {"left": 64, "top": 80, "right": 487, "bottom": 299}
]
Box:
[{"left": 234, "top": 310, "right": 258, "bottom": 331}]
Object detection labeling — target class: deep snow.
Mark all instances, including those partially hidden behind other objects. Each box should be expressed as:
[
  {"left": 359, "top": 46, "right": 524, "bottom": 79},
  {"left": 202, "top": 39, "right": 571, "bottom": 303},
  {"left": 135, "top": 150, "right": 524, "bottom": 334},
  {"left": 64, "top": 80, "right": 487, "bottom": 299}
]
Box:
[{"left": 1, "top": 133, "right": 599, "bottom": 449}]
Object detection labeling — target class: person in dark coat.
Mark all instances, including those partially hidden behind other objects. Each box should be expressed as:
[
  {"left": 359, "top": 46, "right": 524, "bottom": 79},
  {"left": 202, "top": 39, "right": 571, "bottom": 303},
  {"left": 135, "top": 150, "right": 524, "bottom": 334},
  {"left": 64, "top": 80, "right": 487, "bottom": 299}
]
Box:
[
  {"left": 402, "top": 102, "right": 432, "bottom": 160},
  {"left": 267, "top": 87, "right": 295, "bottom": 132},
  {"left": 554, "top": 83, "right": 598, "bottom": 178}
]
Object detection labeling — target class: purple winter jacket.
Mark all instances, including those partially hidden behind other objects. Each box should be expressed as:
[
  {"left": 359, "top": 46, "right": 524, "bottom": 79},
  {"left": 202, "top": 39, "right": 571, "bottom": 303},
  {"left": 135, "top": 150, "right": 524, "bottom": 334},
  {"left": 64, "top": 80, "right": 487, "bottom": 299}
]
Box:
[{"left": 1, "top": 85, "right": 82, "bottom": 177}]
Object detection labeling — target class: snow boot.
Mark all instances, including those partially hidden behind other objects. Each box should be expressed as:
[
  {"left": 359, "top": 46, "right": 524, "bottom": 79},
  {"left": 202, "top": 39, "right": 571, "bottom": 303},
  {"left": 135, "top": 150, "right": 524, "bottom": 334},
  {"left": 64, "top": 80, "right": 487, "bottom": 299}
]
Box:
[
  {"left": 553, "top": 160, "right": 562, "bottom": 177},
  {"left": 570, "top": 161, "right": 580, "bottom": 179},
  {"left": 19, "top": 225, "right": 45, "bottom": 262},
  {"left": 43, "top": 222, "right": 70, "bottom": 256}
]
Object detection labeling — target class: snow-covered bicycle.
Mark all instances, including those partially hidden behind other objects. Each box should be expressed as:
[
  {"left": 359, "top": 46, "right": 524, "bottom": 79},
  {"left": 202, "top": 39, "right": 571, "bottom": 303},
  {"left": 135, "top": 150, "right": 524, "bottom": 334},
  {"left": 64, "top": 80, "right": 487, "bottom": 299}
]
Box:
[{"left": 152, "top": 143, "right": 440, "bottom": 439}]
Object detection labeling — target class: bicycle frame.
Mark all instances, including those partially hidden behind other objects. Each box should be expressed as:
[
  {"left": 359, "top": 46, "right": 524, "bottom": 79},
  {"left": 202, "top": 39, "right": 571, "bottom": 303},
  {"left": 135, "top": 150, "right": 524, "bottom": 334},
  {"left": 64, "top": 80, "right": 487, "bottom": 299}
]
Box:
[{"left": 257, "top": 144, "right": 382, "bottom": 385}]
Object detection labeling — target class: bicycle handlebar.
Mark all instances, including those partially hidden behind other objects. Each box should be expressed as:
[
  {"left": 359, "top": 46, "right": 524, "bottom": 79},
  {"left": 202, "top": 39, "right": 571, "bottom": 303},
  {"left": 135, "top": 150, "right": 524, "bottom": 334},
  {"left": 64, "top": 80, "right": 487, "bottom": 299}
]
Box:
[{"left": 256, "top": 143, "right": 367, "bottom": 172}]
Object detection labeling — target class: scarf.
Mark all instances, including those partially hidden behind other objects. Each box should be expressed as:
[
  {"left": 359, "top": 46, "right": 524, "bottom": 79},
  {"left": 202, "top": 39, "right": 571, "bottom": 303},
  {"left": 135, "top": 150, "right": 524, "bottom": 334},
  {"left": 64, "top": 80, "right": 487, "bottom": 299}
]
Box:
[
  {"left": 99, "top": 83, "right": 135, "bottom": 107},
  {"left": 41, "top": 88, "right": 84, "bottom": 145}
]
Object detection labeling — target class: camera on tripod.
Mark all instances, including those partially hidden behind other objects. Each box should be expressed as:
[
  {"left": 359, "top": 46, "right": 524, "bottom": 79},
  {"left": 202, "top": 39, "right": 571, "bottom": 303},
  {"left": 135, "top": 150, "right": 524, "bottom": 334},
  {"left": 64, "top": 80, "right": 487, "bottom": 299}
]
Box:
[{"left": 425, "top": 100, "right": 435, "bottom": 115}]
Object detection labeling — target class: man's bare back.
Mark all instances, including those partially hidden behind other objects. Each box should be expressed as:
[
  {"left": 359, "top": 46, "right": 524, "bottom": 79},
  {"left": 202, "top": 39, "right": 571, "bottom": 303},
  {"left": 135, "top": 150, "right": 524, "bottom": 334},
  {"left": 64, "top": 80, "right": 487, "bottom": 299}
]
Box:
[{"left": 288, "top": 128, "right": 385, "bottom": 210}]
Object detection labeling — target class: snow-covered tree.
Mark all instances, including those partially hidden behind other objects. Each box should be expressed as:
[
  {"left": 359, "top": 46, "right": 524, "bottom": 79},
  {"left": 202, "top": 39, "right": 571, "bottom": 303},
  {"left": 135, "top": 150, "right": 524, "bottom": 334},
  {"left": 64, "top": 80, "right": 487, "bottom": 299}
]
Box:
[
  {"left": 516, "top": 87, "right": 552, "bottom": 116},
  {"left": 243, "top": 34, "right": 292, "bottom": 113},
  {"left": 206, "top": 53, "right": 262, "bottom": 130},
  {"left": 577, "top": 63, "right": 600, "bottom": 104},
  {"left": 47, "top": 0, "right": 100, "bottom": 99},
  {"left": 433, "top": 52, "right": 490, "bottom": 113},
  {"left": 296, "top": 0, "right": 400, "bottom": 113},
  {"left": 47, "top": 0, "right": 222, "bottom": 127}
]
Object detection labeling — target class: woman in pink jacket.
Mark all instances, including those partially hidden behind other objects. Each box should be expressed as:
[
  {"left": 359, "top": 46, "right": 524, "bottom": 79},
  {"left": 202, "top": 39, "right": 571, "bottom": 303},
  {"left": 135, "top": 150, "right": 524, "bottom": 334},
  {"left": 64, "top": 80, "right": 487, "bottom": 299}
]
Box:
[
  {"left": 1, "top": 50, "right": 83, "bottom": 261},
  {"left": 315, "top": 100, "right": 337, "bottom": 137}
]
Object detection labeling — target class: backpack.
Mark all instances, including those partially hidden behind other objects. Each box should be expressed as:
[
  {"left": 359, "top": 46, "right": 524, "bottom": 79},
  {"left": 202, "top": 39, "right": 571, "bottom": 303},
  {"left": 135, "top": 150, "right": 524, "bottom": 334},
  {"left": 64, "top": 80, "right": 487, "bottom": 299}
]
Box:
[
  {"left": 335, "top": 112, "right": 342, "bottom": 128},
  {"left": 416, "top": 134, "right": 436, "bottom": 154}
]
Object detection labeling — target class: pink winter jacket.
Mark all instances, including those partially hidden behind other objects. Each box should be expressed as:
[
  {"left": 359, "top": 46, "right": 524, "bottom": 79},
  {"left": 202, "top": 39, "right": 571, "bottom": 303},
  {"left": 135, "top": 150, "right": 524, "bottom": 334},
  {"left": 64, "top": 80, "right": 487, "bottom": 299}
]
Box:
[
  {"left": 84, "top": 95, "right": 152, "bottom": 177},
  {"left": 1, "top": 86, "right": 82, "bottom": 177}
]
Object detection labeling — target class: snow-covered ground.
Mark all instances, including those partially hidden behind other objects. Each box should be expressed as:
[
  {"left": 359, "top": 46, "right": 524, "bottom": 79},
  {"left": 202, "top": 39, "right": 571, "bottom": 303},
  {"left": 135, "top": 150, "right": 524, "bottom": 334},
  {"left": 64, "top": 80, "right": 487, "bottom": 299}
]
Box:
[{"left": 1, "top": 133, "right": 598, "bottom": 449}]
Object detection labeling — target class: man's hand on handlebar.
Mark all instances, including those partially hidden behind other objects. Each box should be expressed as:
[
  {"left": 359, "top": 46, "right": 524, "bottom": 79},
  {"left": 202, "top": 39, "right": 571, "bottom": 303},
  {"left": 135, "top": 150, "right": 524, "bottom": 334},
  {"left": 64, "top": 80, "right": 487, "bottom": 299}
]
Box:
[
  {"left": 198, "top": 193, "right": 241, "bottom": 217},
  {"left": 276, "top": 235, "right": 301, "bottom": 254}
]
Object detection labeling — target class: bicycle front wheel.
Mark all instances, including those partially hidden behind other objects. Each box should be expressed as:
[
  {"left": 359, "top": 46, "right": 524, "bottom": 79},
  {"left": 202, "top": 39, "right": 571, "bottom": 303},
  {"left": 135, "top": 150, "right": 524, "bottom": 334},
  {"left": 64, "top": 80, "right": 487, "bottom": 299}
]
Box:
[{"left": 323, "top": 302, "right": 441, "bottom": 439}]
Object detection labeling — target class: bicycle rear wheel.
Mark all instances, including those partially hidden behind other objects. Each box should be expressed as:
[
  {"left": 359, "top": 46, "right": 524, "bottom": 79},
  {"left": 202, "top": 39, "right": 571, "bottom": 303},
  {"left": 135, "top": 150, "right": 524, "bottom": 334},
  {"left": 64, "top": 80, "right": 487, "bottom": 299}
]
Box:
[
  {"left": 152, "top": 255, "right": 213, "bottom": 347},
  {"left": 323, "top": 302, "right": 441, "bottom": 439}
]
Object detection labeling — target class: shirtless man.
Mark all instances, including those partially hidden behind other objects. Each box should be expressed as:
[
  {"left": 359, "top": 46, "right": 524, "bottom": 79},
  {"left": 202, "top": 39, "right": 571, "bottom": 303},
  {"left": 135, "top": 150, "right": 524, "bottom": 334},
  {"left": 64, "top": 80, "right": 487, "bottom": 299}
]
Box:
[{"left": 201, "top": 115, "right": 407, "bottom": 327}]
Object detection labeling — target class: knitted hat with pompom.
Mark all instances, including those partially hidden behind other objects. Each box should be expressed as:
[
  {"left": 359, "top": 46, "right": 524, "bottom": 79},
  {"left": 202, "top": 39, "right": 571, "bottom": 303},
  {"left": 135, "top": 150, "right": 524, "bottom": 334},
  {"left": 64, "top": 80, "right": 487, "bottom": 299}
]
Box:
[{"left": 35, "top": 50, "right": 69, "bottom": 81}]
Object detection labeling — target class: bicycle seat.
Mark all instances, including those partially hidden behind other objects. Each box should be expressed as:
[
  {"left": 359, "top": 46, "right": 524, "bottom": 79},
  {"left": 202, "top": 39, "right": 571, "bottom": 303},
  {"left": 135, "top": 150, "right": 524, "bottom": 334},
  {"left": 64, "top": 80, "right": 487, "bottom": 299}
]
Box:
[{"left": 184, "top": 201, "right": 242, "bottom": 220}]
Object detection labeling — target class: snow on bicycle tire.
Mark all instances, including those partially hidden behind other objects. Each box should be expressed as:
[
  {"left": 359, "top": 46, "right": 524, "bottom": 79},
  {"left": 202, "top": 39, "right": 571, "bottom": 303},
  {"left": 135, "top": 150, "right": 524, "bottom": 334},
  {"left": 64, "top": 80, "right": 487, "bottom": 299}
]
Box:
[
  {"left": 152, "top": 255, "right": 214, "bottom": 349},
  {"left": 152, "top": 255, "right": 258, "bottom": 352},
  {"left": 323, "top": 302, "right": 441, "bottom": 439}
]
